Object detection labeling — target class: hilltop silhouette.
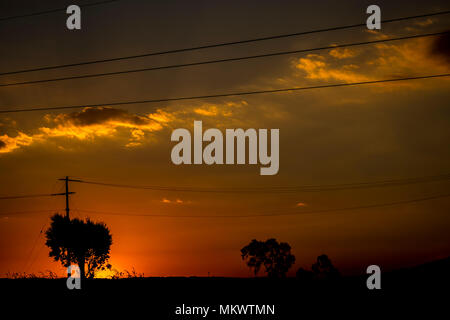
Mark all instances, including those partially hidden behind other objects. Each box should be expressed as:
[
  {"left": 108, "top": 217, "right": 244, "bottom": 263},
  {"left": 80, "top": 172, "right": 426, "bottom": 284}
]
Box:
[{"left": 2, "top": 256, "right": 449, "bottom": 317}]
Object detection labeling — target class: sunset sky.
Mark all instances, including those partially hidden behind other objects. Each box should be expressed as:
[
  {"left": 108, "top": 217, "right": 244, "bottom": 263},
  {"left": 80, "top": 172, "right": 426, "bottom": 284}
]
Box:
[{"left": 0, "top": 0, "right": 449, "bottom": 278}]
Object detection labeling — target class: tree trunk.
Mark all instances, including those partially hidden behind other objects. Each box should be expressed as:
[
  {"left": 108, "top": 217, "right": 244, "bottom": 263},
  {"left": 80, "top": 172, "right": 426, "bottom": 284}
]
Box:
[{"left": 77, "top": 256, "right": 85, "bottom": 280}]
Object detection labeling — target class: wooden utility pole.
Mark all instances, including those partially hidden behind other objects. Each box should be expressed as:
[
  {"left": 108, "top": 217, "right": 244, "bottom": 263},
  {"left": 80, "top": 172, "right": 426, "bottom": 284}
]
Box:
[
  {"left": 52, "top": 176, "right": 75, "bottom": 219},
  {"left": 64, "top": 176, "right": 70, "bottom": 218}
]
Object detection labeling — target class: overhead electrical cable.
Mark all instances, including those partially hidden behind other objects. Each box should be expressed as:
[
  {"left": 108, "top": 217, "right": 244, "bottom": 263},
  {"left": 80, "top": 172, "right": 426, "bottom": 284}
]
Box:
[
  {"left": 1, "top": 74, "right": 449, "bottom": 114},
  {"left": 68, "top": 173, "right": 450, "bottom": 193},
  {"left": 1, "top": 195, "right": 447, "bottom": 218},
  {"left": 1, "top": 10, "right": 449, "bottom": 75},
  {"left": 0, "top": 193, "right": 58, "bottom": 200},
  {"left": 0, "top": 0, "right": 124, "bottom": 22},
  {"left": 1, "top": 173, "right": 448, "bottom": 202},
  {"left": 0, "top": 209, "right": 62, "bottom": 217},
  {"left": 0, "top": 32, "right": 446, "bottom": 88},
  {"left": 74, "top": 193, "right": 450, "bottom": 218}
]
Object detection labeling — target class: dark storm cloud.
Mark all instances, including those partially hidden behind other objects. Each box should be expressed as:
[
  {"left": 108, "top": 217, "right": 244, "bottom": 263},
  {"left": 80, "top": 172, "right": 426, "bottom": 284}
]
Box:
[
  {"left": 53, "top": 107, "right": 150, "bottom": 127},
  {"left": 430, "top": 32, "right": 450, "bottom": 65}
]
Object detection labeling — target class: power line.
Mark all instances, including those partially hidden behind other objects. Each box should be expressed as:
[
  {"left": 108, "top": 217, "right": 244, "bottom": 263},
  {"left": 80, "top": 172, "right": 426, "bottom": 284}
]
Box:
[
  {"left": 2, "top": 194, "right": 447, "bottom": 218},
  {"left": 0, "top": 173, "right": 448, "bottom": 203},
  {"left": 0, "top": 172, "right": 448, "bottom": 207},
  {"left": 0, "top": 182, "right": 74, "bottom": 201},
  {"left": 23, "top": 221, "right": 47, "bottom": 273},
  {"left": 1, "top": 186, "right": 448, "bottom": 219},
  {"left": 1, "top": 32, "right": 446, "bottom": 88},
  {"left": 0, "top": 0, "right": 124, "bottom": 22},
  {"left": 0, "top": 209, "right": 62, "bottom": 217},
  {"left": 1, "top": 73, "right": 449, "bottom": 114},
  {"left": 69, "top": 173, "right": 450, "bottom": 193},
  {"left": 75, "top": 193, "right": 450, "bottom": 218},
  {"left": 1, "top": 10, "right": 449, "bottom": 76},
  {"left": 0, "top": 193, "right": 56, "bottom": 200},
  {"left": 25, "top": 240, "right": 47, "bottom": 274}
]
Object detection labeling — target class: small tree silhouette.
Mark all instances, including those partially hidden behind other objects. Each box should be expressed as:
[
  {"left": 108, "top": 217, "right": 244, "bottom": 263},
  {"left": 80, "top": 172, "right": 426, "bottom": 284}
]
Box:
[
  {"left": 311, "top": 254, "right": 340, "bottom": 281},
  {"left": 241, "top": 238, "right": 295, "bottom": 278},
  {"left": 45, "top": 214, "right": 112, "bottom": 279}
]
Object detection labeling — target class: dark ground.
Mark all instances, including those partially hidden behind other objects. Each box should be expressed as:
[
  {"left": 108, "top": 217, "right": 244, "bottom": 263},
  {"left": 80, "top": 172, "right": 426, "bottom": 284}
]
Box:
[{"left": 2, "top": 257, "right": 449, "bottom": 318}]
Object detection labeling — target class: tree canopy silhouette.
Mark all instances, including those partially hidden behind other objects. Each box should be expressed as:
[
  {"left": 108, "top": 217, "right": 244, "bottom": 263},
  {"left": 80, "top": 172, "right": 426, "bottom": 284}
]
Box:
[
  {"left": 45, "top": 214, "right": 112, "bottom": 279},
  {"left": 296, "top": 254, "right": 340, "bottom": 284},
  {"left": 241, "top": 238, "right": 295, "bottom": 278},
  {"left": 311, "top": 254, "right": 340, "bottom": 281}
]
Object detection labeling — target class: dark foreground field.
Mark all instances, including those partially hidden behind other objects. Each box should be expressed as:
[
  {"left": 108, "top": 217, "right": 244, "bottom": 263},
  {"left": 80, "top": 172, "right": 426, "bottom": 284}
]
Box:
[{"left": 3, "top": 257, "right": 449, "bottom": 318}]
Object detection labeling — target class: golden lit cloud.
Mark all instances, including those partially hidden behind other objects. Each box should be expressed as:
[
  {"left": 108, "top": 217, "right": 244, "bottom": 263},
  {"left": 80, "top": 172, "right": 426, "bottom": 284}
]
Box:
[
  {"left": 148, "top": 101, "right": 252, "bottom": 130},
  {"left": 194, "top": 105, "right": 219, "bottom": 116},
  {"left": 193, "top": 102, "right": 246, "bottom": 118},
  {"left": 371, "top": 38, "right": 447, "bottom": 74},
  {"left": 2, "top": 33, "right": 448, "bottom": 155},
  {"left": 295, "top": 56, "right": 370, "bottom": 83},
  {"left": 0, "top": 101, "right": 253, "bottom": 154},
  {"left": 44, "top": 107, "right": 163, "bottom": 139},
  {"left": 329, "top": 48, "right": 358, "bottom": 59},
  {"left": 161, "top": 198, "right": 187, "bottom": 205},
  {"left": 0, "top": 107, "right": 165, "bottom": 154},
  {"left": 0, "top": 132, "right": 34, "bottom": 153},
  {"left": 285, "top": 33, "right": 450, "bottom": 90},
  {"left": 147, "top": 110, "right": 175, "bottom": 123}
]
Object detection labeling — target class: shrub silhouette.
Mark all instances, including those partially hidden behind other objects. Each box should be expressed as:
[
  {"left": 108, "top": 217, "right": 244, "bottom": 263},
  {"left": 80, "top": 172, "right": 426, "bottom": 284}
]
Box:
[
  {"left": 45, "top": 214, "right": 112, "bottom": 279},
  {"left": 241, "top": 238, "right": 295, "bottom": 278},
  {"left": 296, "top": 254, "right": 340, "bottom": 284},
  {"left": 311, "top": 254, "right": 340, "bottom": 281}
]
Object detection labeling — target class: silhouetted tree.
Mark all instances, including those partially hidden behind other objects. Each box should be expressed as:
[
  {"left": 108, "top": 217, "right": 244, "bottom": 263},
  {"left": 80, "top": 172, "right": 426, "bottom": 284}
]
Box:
[
  {"left": 241, "top": 238, "right": 295, "bottom": 278},
  {"left": 45, "top": 214, "right": 112, "bottom": 279},
  {"left": 311, "top": 254, "right": 340, "bottom": 281}
]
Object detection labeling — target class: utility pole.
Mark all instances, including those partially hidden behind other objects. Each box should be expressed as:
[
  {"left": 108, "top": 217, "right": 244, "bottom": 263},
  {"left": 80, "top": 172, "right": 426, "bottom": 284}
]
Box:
[
  {"left": 64, "top": 176, "right": 70, "bottom": 218},
  {"left": 52, "top": 176, "right": 76, "bottom": 219}
]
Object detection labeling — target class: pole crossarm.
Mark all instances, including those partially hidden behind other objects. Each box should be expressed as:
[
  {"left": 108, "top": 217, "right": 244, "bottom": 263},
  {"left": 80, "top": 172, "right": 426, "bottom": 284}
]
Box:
[
  {"left": 52, "top": 176, "right": 75, "bottom": 219},
  {"left": 51, "top": 192, "right": 76, "bottom": 196}
]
